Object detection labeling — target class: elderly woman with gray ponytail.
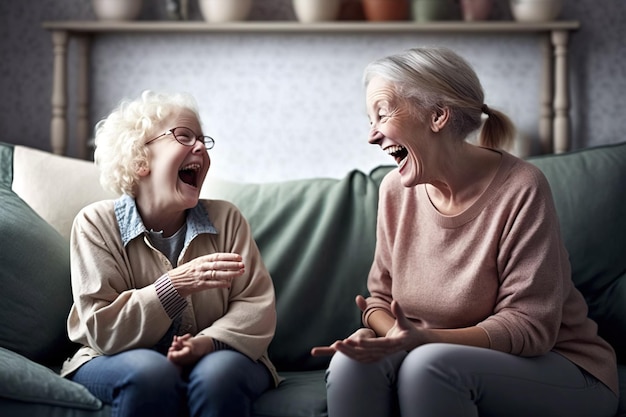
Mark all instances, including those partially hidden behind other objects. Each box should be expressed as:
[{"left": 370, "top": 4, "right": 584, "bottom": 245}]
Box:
[{"left": 312, "top": 47, "right": 618, "bottom": 417}]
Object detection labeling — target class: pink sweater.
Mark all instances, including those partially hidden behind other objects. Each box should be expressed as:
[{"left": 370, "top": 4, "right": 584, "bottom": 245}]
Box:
[{"left": 363, "top": 151, "right": 618, "bottom": 395}]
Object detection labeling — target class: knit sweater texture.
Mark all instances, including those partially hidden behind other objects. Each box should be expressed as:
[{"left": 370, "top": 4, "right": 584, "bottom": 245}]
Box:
[{"left": 363, "top": 151, "right": 618, "bottom": 395}]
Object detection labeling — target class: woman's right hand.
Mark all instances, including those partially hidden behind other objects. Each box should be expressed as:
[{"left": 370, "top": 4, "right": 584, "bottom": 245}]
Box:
[{"left": 168, "top": 252, "right": 245, "bottom": 297}]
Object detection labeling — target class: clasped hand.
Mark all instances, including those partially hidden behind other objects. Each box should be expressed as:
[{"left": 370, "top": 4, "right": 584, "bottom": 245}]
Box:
[
  {"left": 167, "top": 334, "right": 214, "bottom": 367},
  {"left": 311, "top": 295, "right": 425, "bottom": 363}
]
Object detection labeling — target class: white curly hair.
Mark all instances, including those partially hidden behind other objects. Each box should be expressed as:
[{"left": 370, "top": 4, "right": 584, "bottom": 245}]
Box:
[{"left": 93, "top": 90, "right": 200, "bottom": 197}]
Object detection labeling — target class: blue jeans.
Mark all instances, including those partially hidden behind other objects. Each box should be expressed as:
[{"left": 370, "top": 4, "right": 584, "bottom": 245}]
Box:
[
  {"left": 326, "top": 343, "right": 618, "bottom": 417},
  {"left": 70, "top": 349, "right": 273, "bottom": 417}
]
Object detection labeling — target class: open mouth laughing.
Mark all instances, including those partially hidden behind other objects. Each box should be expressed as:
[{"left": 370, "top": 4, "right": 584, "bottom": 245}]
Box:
[
  {"left": 178, "top": 163, "right": 201, "bottom": 188},
  {"left": 385, "top": 145, "right": 408, "bottom": 166}
]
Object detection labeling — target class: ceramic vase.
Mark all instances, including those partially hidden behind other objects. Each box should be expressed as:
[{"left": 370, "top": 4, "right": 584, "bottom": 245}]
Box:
[
  {"left": 509, "top": 0, "right": 564, "bottom": 22},
  {"left": 198, "top": 0, "right": 252, "bottom": 23},
  {"left": 411, "top": 0, "right": 459, "bottom": 22},
  {"left": 293, "top": 0, "right": 342, "bottom": 22},
  {"left": 165, "top": 0, "right": 189, "bottom": 20},
  {"left": 338, "top": 0, "right": 365, "bottom": 20},
  {"left": 92, "top": 0, "right": 143, "bottom": 20},
  {"left": 459, "top": 0, "right": 493, "bottom": 21},
  {"left": 362, "top": 0, "right": 410, "bottom": 21}
]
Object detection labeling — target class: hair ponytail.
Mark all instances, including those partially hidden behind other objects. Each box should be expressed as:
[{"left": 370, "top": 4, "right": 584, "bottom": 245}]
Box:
[{"left": 479, "top": 106, "right": 516, "bottom": 150}]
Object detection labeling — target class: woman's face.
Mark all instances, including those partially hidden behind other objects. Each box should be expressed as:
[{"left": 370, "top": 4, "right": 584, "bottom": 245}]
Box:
[
  {"left": 137, "top": 109, "right": 210, "bottom": 213},
  {"left": 366, "top": 76, "right": 432, "bottom": 188}
]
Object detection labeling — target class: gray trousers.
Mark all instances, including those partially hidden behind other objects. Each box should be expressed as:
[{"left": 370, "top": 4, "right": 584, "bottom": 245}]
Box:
[{"left": 325, "top": 343, "right": 617, "bottom": 417}]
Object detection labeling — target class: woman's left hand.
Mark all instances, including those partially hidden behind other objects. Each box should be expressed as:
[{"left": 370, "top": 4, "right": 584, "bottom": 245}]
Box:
[
  {"left": 311, "top": 327, "right": 377, "bottom": 359},
  {"left": 338, "top": 301, "right": 424, "bottom": 362},
  {"left": 167, "top": 334, "right": 214, "bottom": 367}
]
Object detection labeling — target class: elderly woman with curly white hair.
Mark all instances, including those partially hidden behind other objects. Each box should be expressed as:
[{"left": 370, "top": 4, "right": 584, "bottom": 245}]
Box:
[{"left": 60, "top": 90, "right": 279, "bottom": 417}]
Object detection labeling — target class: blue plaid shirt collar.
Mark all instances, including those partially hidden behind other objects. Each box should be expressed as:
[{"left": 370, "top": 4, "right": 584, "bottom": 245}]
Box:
[{"left": 114, "top": 194, "right": 217, "bottom": 247}]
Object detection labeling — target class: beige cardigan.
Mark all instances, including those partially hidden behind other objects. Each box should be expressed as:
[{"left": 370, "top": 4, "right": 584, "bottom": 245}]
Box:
[{"left": 61, "top": 198, "right": 279, "bottom": 385}]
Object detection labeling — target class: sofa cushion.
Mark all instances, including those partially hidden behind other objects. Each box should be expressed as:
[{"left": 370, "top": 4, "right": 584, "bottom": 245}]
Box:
[
  {"left": 0, "top": 347, "right": 101, "bottom": 410},
  {"left": 528, "top": 142, "right": 626, "bottom": 363},
  {"left": 0, "top": 184, "right": 77, "bottom": 366},
  {"left": 252, "top": 371, "right": 326, "bottom": 417},
  {"left": 0, "top": 142, "right": 12, "bottom": 188},
  {"left": 201, "top": 169, "right": 384, "bottom": 371},
  {"left": 11, "top": 145, "right": 116, "bottom": 241},
  {"left": 618, "top": 365, "right": 626, "bottom": 417}
]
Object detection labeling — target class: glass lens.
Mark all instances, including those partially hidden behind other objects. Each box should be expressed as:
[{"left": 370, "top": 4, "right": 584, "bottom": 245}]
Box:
[
  {"left": 172, "top": 127, "right": 196, "bottom": 146},
  {"left": 204, "top": 137, "right": 215, "bottom": 150}
]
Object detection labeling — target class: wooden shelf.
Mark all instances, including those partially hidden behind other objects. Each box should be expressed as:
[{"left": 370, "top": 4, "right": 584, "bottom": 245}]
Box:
[
  {"left": 41, "top": 19, "right": 579, "bottom": 157},
  {"left": 42, "top": 20, "right": 580, "bottom": 34}
]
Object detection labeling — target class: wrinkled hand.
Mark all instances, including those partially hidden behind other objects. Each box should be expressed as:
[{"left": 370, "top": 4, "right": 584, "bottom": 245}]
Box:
[
  {"left": 167, "top": 334, "right": 213, "bottom": 367},
  {"left": 169, "top": 253, "right": 245, "bottom": 297},
  {"left": 310, "top": 327, "right": 378, "bottom": 360},
  {"left": 311, "top": 297, "right": 425, "bottom": 363},
  {"left": 373, "top": 300, "right": 425, "bottom": 354}
]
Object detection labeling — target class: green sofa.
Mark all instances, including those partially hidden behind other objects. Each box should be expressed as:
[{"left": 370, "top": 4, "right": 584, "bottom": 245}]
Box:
[{"left": 1, "top": 141, "right": 624, "bottom": 417}]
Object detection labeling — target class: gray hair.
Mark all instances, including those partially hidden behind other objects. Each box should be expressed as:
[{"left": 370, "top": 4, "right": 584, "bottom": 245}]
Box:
[
  {"left": 363, "top": 47, "right": 515, "bottom": 149},
  {"left": 93, "top": 90, "right": 200, "bottom": 196}
]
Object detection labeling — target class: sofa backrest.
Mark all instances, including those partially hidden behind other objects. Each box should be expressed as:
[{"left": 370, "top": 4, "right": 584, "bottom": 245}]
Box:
[
  {"left": 0, "top": 142, "right": 391, "bottom": 371},
  {"left": 200, "top": 167, "right": 392, "bottom": 370},
  {"left": 204, "top": 144, "right": 626, "bottom": 368},
  {"left": 528, "top": 142, "right": 626, "bottom": 363},
  {"left": 1, "top": 140, "right": 624, "bottom": 371}
]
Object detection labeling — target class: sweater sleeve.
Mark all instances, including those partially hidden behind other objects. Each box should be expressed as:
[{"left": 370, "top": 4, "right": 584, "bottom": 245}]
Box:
[
  {"left": 476, "top": 167, "right": 568, "bottom": 356},
  {"left": 154, "top": 273, "right": 187, "bottom": 319},
  {"left": 362, "top": 172, "right": 398, "bottom": 326}
]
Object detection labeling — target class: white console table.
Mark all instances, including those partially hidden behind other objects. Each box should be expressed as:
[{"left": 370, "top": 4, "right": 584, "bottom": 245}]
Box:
[{"left": 42, "top": 20, "right": 579, "bottom": 158}]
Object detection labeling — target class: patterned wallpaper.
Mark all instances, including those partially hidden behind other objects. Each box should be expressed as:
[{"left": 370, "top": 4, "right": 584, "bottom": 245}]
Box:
[{"left": 0, "top": 0, "right": 624, "bottom": 182}]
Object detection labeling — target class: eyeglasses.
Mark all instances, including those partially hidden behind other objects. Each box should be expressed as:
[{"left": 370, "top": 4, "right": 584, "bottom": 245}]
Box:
[{"left": 145, "top": 126, "right": 215, "bottom": 150}]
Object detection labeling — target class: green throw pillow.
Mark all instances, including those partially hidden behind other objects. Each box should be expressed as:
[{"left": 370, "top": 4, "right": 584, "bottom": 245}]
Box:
[
  {"left": 0, "top": 186, "right": 77, "bottom": 366},
  {"left": 0, "top": 347, "right": 101, "bottom": 410}
]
